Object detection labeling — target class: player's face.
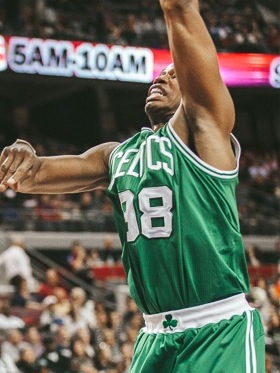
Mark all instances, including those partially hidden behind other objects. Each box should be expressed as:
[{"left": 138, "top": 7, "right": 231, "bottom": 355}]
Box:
[{"left": 145, "top": 64, "right": 181, "bottom": 125}]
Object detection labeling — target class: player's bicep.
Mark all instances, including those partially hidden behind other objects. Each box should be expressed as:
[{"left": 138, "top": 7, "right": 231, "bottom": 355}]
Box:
[{"left": 80, "top": 142, "right": 120, "bottom": 185}]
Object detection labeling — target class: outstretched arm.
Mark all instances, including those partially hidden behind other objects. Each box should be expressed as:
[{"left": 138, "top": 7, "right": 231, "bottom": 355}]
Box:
[
  {"left": 160, "top": 0, "right": 236, "bottom": 170},
  {"left": 160, "top": 0, "right": 235, "bottom": 132},
  {"left": 0, "top": 140, "right": 119, "bottom": 194}
]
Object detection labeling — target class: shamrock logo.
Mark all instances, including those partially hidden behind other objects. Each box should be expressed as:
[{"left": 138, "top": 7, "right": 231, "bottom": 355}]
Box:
[{"left": 163, "top": 314, "right": 178, "bottom": 330}]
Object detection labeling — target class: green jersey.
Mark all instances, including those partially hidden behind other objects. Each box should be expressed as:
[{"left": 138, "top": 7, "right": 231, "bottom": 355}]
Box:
[{"left": 107, "top": 122, "right": 249, "bottom": 314}]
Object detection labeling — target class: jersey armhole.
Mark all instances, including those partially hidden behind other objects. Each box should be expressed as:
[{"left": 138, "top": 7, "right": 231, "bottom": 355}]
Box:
[
  {"left": 166, "top": 121, "right": 241, "bottom": 179},
  {"left": 108, "top": 143, "right": 123, "bottom": 169}
]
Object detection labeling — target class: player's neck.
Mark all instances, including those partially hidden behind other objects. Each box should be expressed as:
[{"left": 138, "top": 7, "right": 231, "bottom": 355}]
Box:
[{"left": 152, "top": 123, "right": 165, "bottom": 132}]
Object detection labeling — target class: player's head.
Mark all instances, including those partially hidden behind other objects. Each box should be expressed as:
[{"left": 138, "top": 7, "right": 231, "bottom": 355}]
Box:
[{"left": 145, "top": 63, "right": 181, "bottom": 128}]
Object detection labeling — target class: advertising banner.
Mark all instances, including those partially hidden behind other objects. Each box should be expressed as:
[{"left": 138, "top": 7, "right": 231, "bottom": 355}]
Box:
[{"left": 0, "top": 36, "right": 279, "bottom": 88}]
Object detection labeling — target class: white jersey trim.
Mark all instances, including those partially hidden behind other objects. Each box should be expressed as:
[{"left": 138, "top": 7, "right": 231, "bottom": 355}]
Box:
[
  {"left": 142, "top": 293, "right": 253, "bottom": 334},
  {"left": 166, "top": 121, "right": 241, "bottom": 179},
  {"left": 108, "top": 141, "right": 127, "bottom": 169},
  {"left": 245, "top": 310, "right": 257, "bottom": 373}
]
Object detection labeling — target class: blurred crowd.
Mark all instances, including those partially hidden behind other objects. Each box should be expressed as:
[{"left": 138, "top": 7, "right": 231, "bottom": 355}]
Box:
[
  {"left": 245, "top": 239, "right": 280, "bottom": 372},
  {"left": 0, "top": 0, "right": 279, "bottom": 53},
  {"left": 237, "top": 149, "right": 280, "bottom": 235},
  {"left": 0, "top": 235, "right": 135, "bottom": 373},
  {"left": 0, "top": 283, "right": 142, "bottom": 372}
]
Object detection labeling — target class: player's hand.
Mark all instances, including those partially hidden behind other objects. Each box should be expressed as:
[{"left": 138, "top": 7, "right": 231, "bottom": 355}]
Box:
[{"left": 0, "top": 139, "right": 40, "bottom": 192}]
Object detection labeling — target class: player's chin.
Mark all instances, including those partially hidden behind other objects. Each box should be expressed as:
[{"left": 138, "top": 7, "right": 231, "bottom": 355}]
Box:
[
  {"left": 145, "top": 99, "right": 163, "bottom": 114},
  {"left": 145, "top": 101, "right": 157, "bottom": 117}
]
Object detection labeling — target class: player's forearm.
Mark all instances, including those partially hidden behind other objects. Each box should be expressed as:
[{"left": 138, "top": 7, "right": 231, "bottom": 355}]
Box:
[
  {"left": 20, "top": 155, "right": 109, "bottom": 194},
  {"left": 160, "top": 0, "right": 218, "bottom": 97}
]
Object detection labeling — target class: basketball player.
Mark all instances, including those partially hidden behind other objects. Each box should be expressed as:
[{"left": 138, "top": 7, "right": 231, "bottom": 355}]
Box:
[{"left": 0, "top": 0, "right": 265, "bottom": 371}]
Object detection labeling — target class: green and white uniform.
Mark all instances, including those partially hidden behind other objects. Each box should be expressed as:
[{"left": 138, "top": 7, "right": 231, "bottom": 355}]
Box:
[{"left": 107, "top": 122, "right": 265, "bottom": 372}]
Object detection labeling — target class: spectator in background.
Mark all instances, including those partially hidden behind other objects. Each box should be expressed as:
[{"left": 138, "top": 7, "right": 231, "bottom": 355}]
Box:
[
  {"left": 266, "top": 237, "right": 280, "bottom": 271},
  {"left": 70, "top": 336, "right": 96, "bottom": 372},
  {"left": 35, "top": 195, "right": 63, "bottom": 231},
  {"left": 266, "top": 311, "right": 280, "bottom": 358},
  {"left": 269, "top": 275, "right": 280, "bottom": 307},
  {"left": 55, "top": 325, "right": 72, "bottom": 355},
  {"left": 67, "top": 242, "right": 94, "bottom": 285},
  {"left": 37, "top": 268, "right": 68, "bottom": 301},
  {"left": 90, "top": 307, "right": 110, "bottom": 350},
  {"left": 74, "top": 327, "right": 95, "bottom": 359},
  {"left": 24, "top": 326, "right": 44, "bottom": 358},
  {"left": 0, "top": 333, "right": 19, "bottom": 373},
  {"left": 17, "top": 4, "right": 38, "bottom": 37},
  {"left": 69, "top": 287, "right": 96, "bottom": 329},
  {"left": 37, "top": 334, "right": 71, "bottom": 373},
  {"left": 123, "top": 326, "right": 138, "bottom": 348},
  {"left": 266, "top": 23, "right": 280, "bottom": 54},
  {"left": 39, "top": 294, "right": 70, "bottom": 334},
  {"left": 86, "top": 248, "right": 104, "bottom": 268},
  {"left": 93, "top": 343, "right": 117, "bottom": 372},
  {"left": 52, "top": 287, "right": 71, "bottom": 318},
  {"left": 246, "top": 243, "right": 262, "bottom": 268},
  {"left": 109, "top": 310, "right": 125, "bottom": 346},
  {"left": 2, "top": 328, "right": 27, "bottom": 365},
  {"left": 16, "top": 344, "right": 38, "bottom": 373},
  {"left": 100, "top": 197, "right": 116, "bottom": 232},
  {"left": 273, "top": 238, "right": 280, "bottom": 274},
  {"left": 91, "top": 189, "right": 106, "bottom": 209},
  {"left": 80, "top": 192, "right": 95, "bottom": 224},
  {"left": 0, "top": 300, "right": 25, "bottom": 330},
  {"left": 121, "top": 14, "right": 138, "bottom": 45},
  {"left": 122, "top": 296, "right": 139, "bottom": 331},
  {"left": 125, "top": 312, "right": 144, "bottom": 336},
  {"left": 265, "top": 353, "right": 279, "bottom": 373},
  {"left": 100, "top": 236, "right": 118, "bottom": 265},
  {"left": 0, "top": 188, "right": 21, "bottom": 230},
  {"left": 0, "top": 235, "right": 36, "bottom": 291},
  {"left": 66, "top": 302, "right": 90, "bottom": 336},
  {"left": 10, "top": 275, "right": 41, "bottom": 309},
  {"left": 102, "top": 328, "right": 122, "bottom": 365},
  {"left": 249, "top": 277, "right": 273, "bottom": 333},
  {"left": 39, "top": 295, "right": 60, "bottom": 333},
  {"left": 118, "top": 341, "right": 134, "bottom": 373}
]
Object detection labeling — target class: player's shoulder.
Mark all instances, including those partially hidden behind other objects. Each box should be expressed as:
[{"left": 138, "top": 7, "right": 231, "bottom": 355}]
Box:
[{"left": 108, "top": 127, "right": 153, "bottom": 167}]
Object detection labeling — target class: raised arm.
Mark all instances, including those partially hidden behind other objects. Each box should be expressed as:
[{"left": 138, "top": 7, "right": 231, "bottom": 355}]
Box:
[
  {"left": 0, "top": 140, "right": 119, "bottom": 194},
  {"left": 160, "top": 0, "right": 236, "bottom": 170},
  {"left": 160, "top": 0, "right": 234, "bottom": 131}
]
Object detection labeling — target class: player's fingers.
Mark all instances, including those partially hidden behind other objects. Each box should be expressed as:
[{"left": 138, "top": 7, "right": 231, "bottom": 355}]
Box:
[
  {"left": 0, "top": 149, "right": 16, "bottom": 183},
  {"left": 0, "top": 148, "right": 9, "bottom": 191},
  {"left": 5, "top": 156, "right": 35, "bottom": 190},
  {"left": 0, "top": 143, "right": 37, "bottom": 192},
  {"left": 0, "top": 146, "right": 9, "bottom": 168},
  {"left": 0, "top": 149, "right": 26, "bottom": 186}
]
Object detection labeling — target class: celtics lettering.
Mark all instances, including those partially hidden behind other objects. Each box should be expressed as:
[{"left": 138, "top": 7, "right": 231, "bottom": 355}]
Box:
[{"left": 110, "top": 135, "right": 174, "bottom": 187}]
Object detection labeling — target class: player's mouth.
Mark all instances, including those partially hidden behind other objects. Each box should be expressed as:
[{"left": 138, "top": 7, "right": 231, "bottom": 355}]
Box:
[{"left": 146, "top": 85, "right": 166, "bottom": 103}]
